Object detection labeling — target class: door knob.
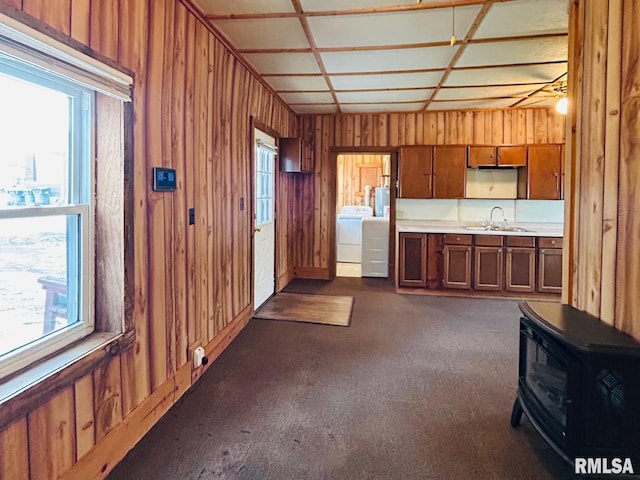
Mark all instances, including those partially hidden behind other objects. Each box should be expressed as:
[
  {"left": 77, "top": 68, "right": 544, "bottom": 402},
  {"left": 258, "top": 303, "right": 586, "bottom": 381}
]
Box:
[{"left": 254, "top": 226, "right": 261, "bottom": 233}]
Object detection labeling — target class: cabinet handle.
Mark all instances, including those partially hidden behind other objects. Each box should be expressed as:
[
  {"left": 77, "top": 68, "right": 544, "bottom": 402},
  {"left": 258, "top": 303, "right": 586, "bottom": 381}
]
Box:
[
  {"left": 550, "top": 240, "right": 556, "bottom": 245},
  {"left": 456, "top": 236, "right": 460, "bottom": 241},
  {"left": 541, "top": 249, "right": 545, "bottom": 253},
  {"left": 467, "top": 247, "right": 471, "bottom": 252},
  {"left": 498, "top": 248, "right": 502, "bottom": 253},
  {"left": 507, "top": 248, "right": 512, "bottom": 253}
]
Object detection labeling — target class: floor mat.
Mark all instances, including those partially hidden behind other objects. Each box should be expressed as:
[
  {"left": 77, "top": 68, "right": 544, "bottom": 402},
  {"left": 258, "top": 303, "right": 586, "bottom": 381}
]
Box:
[{"left": 253, "top": 292, "right": 354, "bottom": 327}]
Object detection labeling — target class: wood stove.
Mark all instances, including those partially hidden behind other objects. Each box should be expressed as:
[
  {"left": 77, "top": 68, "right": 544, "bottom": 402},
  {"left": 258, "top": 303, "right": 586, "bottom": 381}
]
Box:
[{"left": 511, "top": 301, "right": 640, "bottom": 466}]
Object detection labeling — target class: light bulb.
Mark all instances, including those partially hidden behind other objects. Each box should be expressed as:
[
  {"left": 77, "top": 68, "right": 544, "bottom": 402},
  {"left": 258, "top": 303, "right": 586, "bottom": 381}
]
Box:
[{"left": 556, "top": 96, "right": 568, "bottom": 115}]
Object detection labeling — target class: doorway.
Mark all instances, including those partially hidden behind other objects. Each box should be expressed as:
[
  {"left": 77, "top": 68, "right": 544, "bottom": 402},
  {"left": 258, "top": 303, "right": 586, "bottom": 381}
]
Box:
[
  {"left": 253, "top": 129, "right": 276, "bottom": 309},
  {"left": 335, "top": 152, "right": 392, "bottom": 278}
]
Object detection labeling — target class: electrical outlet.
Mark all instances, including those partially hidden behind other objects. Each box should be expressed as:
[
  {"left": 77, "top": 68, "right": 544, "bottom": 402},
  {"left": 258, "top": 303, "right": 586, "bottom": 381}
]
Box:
[{"left": 193, "top": 346, "right": 205, "bottom": 369}]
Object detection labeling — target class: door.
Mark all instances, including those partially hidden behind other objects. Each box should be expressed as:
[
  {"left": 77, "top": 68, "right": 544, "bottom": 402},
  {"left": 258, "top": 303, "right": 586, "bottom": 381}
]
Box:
[
  {"left": 253, "top": 130, "right": 276, "bottom": 309},
  {"left": 398, "top": 146, "right": 433, "bottom": 198},
  {"left": 433, "top": 146, "right": 466, "bottom": 198},
  {"left": 398, "top": 232, "right": 427, "bottom": 287},
  {"left": 443, "top": 245, "right": 472, "bottom": 289},
  {"left": 520, "top": 144, "right": 562, "bottom": 199}
]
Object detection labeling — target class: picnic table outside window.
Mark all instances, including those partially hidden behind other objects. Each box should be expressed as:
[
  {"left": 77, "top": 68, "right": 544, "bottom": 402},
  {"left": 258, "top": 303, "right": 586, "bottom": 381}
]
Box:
[{"left": 37, "top": 276, "right": 68, "bottom": 334}]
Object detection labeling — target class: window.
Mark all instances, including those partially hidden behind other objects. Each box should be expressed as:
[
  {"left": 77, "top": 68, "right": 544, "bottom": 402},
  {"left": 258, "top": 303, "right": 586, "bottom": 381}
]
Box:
[
  {"left": 255, "top": 140, "right": 275, "bottom": 226},
  {"left": 0, "top": 13, "right": 132, "bottom": 381}
]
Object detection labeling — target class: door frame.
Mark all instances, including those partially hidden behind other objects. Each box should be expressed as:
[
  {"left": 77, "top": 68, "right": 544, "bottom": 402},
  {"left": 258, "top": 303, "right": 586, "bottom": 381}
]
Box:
[
  {"left": 250, "top": 118, "right": 281, "bottom": 311},
  {"left": 329, "top": 146, "right": 399, "bottom": 281}
]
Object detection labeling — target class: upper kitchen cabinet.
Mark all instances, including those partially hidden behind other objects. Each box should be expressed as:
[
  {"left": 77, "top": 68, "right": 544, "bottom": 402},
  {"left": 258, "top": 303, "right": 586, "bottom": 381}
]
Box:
[
  {"left": 398, "top": 146, "right": 433, "bottom": 199},
  {"left": 468, "top": 145, "right": 527, "bottom": 167},
  {"left": 279, "top": 137, "right": 313, "bottom": 173},
  {"left": 518, "top": 144, "right": 563, "bottom": 200},
  {"left": 433, "top": 146, "right": 466, "bottom": 198}
]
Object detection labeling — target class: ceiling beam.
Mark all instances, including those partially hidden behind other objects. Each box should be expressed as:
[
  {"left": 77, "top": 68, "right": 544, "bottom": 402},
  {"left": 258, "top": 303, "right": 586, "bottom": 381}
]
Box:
[
  {"left": 289, "top": 0, "right": 341, "bottom": 113},
  {"left": 509, "top": 72, "right": 568, "bottom": 107},
  {"left": 236, "top": 33, "right": 568, "bottom": 55},
  {"left": 207, "top": 0, "right": 515, "bottom": 20},
  {"left": 423, "top": 1, "right": 504, "bottom": 109},
  {"left": 260, "top": 60, "right": 567, "bottom": 78}
]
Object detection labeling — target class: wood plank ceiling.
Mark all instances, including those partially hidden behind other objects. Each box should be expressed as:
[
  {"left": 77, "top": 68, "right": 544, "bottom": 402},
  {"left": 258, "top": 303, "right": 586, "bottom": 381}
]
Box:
[{"left": 194, "top": 0, "right": 568, "bottom": 115}]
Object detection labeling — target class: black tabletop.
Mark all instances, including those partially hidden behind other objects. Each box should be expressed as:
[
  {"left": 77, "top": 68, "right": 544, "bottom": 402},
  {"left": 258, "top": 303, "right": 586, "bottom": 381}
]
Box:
[{"left": 520, "top": 301, "right": 640, "bottom": 356}]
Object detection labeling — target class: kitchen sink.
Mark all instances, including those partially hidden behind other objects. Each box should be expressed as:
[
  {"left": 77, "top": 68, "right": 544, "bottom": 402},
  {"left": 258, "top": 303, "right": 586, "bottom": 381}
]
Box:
[
  {"left": 464, "top": 226, "right": 491, "bottom": 231},
  {"left": 464, "top": 225, "right": 532, "bottom": 233}
]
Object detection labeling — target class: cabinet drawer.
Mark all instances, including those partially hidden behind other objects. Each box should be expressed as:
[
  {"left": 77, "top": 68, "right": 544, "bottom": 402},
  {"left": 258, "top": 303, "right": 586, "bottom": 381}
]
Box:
[
  {"left": 474, "top": 235, "right": 503, "bottom": 247},
  {"left": 443, "top": 234, "right": 472, "bottom": 245},
  {"left": 506, "top": 236, "right": 535, "bottom": 247},
  {"left": 538, "top": 237, "right": 563, "bottom": 248}
]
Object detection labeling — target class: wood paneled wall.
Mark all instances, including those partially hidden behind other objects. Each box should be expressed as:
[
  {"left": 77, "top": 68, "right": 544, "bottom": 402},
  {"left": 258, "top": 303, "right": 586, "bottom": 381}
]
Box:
[
  {"left": 0, "top": 1, "right": 297, "bottom": 478},
  {"left": 296, "top": 109, "right": 566, "bottom": 274},
  {"left": 564, "top": 0, "right": 640, "bottom": 339}
]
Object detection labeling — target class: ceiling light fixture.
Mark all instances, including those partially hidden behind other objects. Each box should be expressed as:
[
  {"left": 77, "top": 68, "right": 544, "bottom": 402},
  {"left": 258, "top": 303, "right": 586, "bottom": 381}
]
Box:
[
  {"left": 556, "top": 96, "right": 568, "bottom": 115},
  {"left": 450, "top": 2, "right": 456, "bottom": 46},
  {"left": 552, "top": 82, "right": 568, "bottom": 115}
]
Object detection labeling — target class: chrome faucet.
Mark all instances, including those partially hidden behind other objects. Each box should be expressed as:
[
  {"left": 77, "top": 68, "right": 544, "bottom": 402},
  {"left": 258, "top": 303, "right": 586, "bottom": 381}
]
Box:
[{"left": 490, "top": 206, "right": 505, "bottom": 228}]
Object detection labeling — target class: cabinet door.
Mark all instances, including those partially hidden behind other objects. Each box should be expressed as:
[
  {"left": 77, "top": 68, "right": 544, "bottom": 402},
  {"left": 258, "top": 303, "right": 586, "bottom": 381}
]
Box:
[
  {"left": 474, "top": 246, "right": 503, "bottom": 291},
  {"left": 468, "top": 146, "right": 496, "bottom": 167},
  {"left": 538, "top": 248, "right": 562, "bottom": 293},
  {"left": 443, "top": 244, "right": 471, "bottom": 289},
  {"left": 433, "top": 146, "right": 466, "bottom": 198},
  {"left": 301, "top": 139, "right": 314, "bottom": 173},
  {"left": 398, "top": 233, "right": 427, "bottom": 287},
  {"left": 497, "top": 145, "right": 526, "bottom": 167},
  {"left": 279, "top": 137, "right": 312, "bottom": 173},
  {"left": 505, "top": 247, "right": 536, "bottom": 292},
  {"left": 519, "top": 144, "right": 562, "bottom": 199},
  {"left": 398, "top": 146, "right": 433, "bottom": 199}
]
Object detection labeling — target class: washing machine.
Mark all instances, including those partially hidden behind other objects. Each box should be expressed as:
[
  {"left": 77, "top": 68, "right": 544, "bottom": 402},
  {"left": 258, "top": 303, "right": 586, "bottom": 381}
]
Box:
[
  {"left": 361, "top": 217, "right": 390, "bottom": 277},
  {"left": 336, "top": 205, "right": 373, "bottom": 263}
]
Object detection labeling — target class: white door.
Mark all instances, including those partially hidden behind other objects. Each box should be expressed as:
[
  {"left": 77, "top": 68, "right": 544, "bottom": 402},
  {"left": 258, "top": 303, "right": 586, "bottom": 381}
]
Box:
[{"left": 253, "top": 130, "right": 276, "bottom": 309}]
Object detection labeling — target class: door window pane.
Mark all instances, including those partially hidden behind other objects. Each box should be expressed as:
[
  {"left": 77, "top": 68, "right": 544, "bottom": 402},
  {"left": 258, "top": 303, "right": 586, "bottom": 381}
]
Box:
[{"left": 255, "top": 145, "right": 274, "bottom": 226}]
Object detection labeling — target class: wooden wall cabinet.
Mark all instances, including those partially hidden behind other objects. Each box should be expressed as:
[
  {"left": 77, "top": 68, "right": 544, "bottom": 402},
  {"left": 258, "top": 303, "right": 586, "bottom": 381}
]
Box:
[
  {"left": 468, "top": 145, "right": 526, "bottom": 168},
  {"left": 398, "top": 146, "right": 433, "bottom": 199},
  {"left": 433, "top": 146, "right": 466, "bottom": 198},
  {"left": 538, "top": 237, "right": 563, "bottom": 293},
  {"left": 518, "top": 144, "right": 563, "bottom": 199},
  {"left": 474, "top": 235, "right": 504, "bottom": 291},
  {"left": 442, "top": 234, "right": 472, "bottom": 289},
  {"left": 505, "top": 236, "right": 536, "bottom": 293},
  {"left": 279, "top": 137, "right": 313, "bottom": 173}
]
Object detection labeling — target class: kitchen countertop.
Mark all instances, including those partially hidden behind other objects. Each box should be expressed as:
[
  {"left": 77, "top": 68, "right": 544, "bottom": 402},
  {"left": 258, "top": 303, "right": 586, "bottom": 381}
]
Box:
[{"left": 396, "top": 220, "right": 564, "bottom": 237}]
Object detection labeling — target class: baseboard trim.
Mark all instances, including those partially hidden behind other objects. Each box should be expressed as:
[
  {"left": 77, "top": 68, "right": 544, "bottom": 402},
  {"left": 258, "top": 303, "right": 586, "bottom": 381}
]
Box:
[
  {"left": 276, "top": 268, "right": 295, "bottom": 291},
  {"left": 294, "top": 267, "right": 330, "bottom": 280},
  {"left": 59, "top": 306, "right": 251, "bottom": 480}
]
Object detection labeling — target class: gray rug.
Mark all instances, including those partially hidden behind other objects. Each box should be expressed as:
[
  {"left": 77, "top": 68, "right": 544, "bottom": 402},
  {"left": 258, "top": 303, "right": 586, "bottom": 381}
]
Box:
[{"left": 108, "top": 277, "right": 575, "bottom": 480}]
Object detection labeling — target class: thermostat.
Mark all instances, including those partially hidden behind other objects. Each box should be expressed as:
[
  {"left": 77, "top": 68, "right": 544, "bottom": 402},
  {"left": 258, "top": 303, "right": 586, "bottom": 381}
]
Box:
[{"left": 152, "top": 167, "right": 176, "bottom": 191}]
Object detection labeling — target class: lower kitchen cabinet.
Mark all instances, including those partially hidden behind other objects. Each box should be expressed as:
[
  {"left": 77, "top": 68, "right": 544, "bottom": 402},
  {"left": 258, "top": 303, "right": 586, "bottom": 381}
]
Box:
[
  {"left": 474, "top": 235, "right": 504, "bottom": 291},
  {"left": 397, "top": 231, "right": 561, "bottom": 296},
  {"left": 505, "top": 237, "right": 536, "bottom": 293},
  {"left": 398, "top": 233, "right": 441, "bottom": 288},
  {"left": 398, "top": 233, "right": 427, "bottom": 287},
  {"left": 443, "top": 234, "right": 472, "bottom": 289},
  {"left": 538, "top": 237, "right": 563, "bottom": 293}
]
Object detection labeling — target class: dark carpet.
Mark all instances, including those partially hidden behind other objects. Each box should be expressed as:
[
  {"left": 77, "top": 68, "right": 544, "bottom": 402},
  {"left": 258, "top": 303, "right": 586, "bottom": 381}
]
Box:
[{"left": 107, "top": 278, "right": 577, "bottom": 480}]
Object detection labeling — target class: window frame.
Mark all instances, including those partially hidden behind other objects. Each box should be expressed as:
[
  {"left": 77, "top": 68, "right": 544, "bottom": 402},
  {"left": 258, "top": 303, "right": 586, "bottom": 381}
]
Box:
[{"left": 0, "top": 8, "right": 133, "bottom": 403}]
